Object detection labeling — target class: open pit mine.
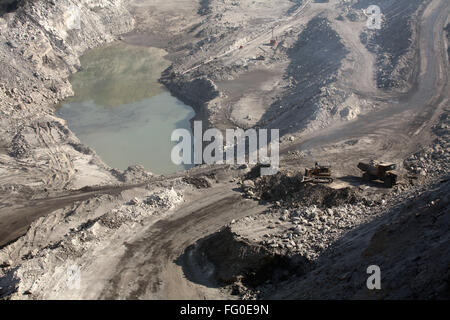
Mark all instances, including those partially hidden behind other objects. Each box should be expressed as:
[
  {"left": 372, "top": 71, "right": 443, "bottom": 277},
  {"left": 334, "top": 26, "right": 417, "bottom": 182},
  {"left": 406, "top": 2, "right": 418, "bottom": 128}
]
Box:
[{"left": 0, "top": 0, "right": 449, "bottom": 302}]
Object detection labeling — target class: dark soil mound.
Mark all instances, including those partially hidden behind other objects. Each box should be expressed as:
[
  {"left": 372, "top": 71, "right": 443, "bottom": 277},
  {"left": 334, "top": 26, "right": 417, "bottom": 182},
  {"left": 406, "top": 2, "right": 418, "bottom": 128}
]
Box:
[{"left": 253, "top": 172, "right": 361, "bottom": 208}]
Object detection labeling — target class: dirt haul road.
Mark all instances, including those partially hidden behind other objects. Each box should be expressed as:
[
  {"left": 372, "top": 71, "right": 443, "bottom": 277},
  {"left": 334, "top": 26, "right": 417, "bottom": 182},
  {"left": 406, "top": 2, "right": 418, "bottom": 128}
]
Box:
[
  {"left": 99, "top": 183, "right": 268, "bottom": 299},
  {"left": 0, "top": 165, "right": 231, "bottom": 248}
]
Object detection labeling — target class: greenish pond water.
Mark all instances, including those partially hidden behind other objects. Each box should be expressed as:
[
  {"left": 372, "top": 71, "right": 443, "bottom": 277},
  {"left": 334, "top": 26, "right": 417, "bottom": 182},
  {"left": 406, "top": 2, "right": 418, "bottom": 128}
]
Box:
[{"left": 56, "top": 42, "right": 195, "bottom": 174}]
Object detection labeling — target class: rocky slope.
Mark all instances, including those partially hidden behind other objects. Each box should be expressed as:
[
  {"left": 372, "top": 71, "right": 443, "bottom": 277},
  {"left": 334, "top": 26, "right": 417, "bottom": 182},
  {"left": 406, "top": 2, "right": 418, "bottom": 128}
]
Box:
[
  {"left": 0, "top": 0, "right": 135, "bottom": 192},
  {"left": 160, "top": 0, "right": 429, "bottom": 144},
  {"left": 190, "top": 151, "right": 449, "bottom": 299},
  {"left": 0, "top": 180, "right": 187, "bottom": 299}
]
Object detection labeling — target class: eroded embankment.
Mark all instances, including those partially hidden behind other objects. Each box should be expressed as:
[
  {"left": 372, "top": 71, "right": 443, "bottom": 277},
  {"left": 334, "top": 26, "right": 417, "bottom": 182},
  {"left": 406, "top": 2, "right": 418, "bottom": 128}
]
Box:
[
  {"left": 0, "top": 181, "right": 186, "bottom": 299},
  {"left": 261, "top": 16, "right": 349, "bottom": 133},
  {"left": 269, "top": 178, "right": 450, "bottom": 300},
  {"left": 0, "top": 0, "right": 135, "bottom": 191},
  {"left": 160, "top": 74, "right": 220, "bottom": 124},
  {"left": 354, "top": 0, "right": 425, "bottom": 90},
  {"left": 192, "top": 226, "right": 312, "bottom": 296}
]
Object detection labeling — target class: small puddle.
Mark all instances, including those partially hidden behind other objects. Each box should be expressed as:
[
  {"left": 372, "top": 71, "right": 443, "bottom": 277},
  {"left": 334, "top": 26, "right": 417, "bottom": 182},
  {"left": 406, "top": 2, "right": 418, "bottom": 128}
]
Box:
[{"left": 56, "top": 42, "right": 195, "bottom": 174}]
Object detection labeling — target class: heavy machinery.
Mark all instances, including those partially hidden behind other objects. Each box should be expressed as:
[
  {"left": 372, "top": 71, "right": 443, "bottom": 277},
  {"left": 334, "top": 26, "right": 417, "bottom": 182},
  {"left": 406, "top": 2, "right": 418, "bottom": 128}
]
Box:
[
  {"left": 357, "top": 161, "right": 398, "bottom": 188},
  {"left": 303, "top": 162, "right": 333, "bottom": 184},
  {"left": 270, "top": 27, "right": 278, "bottom": 46}
]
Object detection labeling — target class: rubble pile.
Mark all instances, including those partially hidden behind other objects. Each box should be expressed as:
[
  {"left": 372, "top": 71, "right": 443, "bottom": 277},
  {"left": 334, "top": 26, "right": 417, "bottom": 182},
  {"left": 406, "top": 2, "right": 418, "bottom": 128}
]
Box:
[
  {"left": 241, "top": 171, "right": 362, "bottom": 208},
  {"left": 0, "top": 186, "right": 184, "bottom": 299},
  {"left": 404, "top": 109, "right": 450, "bottom": 178}
]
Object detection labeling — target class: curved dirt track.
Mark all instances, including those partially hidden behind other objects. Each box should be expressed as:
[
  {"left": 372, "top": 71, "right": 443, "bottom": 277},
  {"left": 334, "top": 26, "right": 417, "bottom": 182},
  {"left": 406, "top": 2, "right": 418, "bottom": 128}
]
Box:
[
  {"left": 96, "top": 0, "right": 450, "bottom": 299},
  {"left": 285, "top": 0, "right": 449, "bottom": 161},
  {"left": 0, "top": 165, "right": 230, "bottom": 248},
  {"left": 98, "top": 183, "right": 268, "bottom": 299}
]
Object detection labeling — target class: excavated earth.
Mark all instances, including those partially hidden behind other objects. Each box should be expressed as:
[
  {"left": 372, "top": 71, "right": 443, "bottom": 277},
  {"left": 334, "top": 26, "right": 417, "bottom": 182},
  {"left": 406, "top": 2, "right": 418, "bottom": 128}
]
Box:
[{"left": 0, "top": 0, "right": 449, "bottom": 299}]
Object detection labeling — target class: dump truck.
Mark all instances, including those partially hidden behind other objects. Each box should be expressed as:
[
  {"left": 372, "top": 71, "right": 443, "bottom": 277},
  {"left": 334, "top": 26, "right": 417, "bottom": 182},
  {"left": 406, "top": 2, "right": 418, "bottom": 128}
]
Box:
[
  {"left": 270, "top": 27, "right": 278, "bottom": 46},
  {"left": 303, "top": 162, "right": 333, "bottom": 184},
  {"left": 357, "top": 161, "right": 397, "bottom": 188}
]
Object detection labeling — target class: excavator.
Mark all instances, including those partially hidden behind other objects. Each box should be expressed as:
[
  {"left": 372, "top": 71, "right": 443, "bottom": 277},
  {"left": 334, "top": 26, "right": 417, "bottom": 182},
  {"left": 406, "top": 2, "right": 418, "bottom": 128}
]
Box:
[
  {"left": 357, "top": 161, "right": 398, "bottom": 188},
  {"left": 303, "top": 162, "right": 333, "bottom": 184}
]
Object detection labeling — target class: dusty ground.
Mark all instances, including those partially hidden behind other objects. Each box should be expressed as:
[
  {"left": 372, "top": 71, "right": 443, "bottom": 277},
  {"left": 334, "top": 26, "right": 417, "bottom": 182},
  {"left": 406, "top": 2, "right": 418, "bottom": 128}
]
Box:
[{"left": 0, "top": 0, "right": 449, "bottom": 300}]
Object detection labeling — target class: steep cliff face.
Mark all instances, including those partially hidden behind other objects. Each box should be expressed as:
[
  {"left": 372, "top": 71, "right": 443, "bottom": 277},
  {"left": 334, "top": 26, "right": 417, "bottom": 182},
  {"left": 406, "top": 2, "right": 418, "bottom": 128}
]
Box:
[{"left": 0, "top": 0, "right": 135, "bottom": 190}]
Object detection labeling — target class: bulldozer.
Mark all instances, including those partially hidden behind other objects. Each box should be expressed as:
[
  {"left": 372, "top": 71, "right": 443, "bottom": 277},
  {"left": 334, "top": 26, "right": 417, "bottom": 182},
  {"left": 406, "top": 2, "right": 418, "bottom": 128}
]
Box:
[
  {"left": 303, "top": 162, "right": 333, "bottom": 184},
  {"left": 357, "top": 161, "right": 398, "bottom": 188}
]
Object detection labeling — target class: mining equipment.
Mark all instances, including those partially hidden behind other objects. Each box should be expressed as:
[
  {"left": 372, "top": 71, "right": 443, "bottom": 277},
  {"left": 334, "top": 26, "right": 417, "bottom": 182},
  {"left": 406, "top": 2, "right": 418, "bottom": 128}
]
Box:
[
  {"left": 303, "top": 162, "right": 333, "bottom": 184},
  {"left": 357, "top": 161, "right": 398, "bottom": 188},
  {"left": 270, "top": 27, "right": 278, "bottom": 46}
]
